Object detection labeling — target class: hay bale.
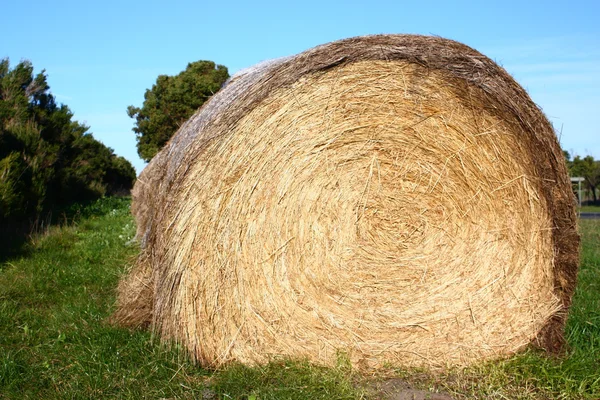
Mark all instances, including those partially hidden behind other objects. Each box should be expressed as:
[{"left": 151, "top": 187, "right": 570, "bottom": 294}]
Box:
[{"left": 113, "top": 34, "right": 579, "bottom": 370}]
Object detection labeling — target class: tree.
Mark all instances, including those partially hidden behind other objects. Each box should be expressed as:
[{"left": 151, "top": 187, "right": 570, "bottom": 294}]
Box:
[
  {"left": 127, "top": 60, "right": 229, "bottom": 162},
  {"left": 569, "top": 155, "right": 600, "bottom": 203}
]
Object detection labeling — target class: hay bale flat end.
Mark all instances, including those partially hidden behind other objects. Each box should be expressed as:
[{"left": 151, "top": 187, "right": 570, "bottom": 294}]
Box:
[{"left": 113, "top": 34, "right": 579, "bottom": 370}]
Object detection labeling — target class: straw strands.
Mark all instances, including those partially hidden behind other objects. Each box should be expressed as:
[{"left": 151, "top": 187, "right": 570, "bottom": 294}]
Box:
[{"left": 113, "top": 35, "right": 579, "bottom": 370}]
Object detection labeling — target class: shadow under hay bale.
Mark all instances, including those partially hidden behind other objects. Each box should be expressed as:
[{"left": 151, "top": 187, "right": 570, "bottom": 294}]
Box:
[{"left": 112, "top": 34, "right": 579, "bottom": 370}]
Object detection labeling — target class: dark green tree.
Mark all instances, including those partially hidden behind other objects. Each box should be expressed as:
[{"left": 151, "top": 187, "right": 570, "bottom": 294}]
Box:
[
  {"left": 104, "top": 155, "right": 137, "bottom": 195},
  {"left": 127, "top": 60, "right": 229, "bottom": 161}
]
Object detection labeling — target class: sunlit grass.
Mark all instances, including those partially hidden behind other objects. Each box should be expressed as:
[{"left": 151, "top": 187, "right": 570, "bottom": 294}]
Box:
[{"left": 579, "top": 205, "right": 600, "bottom": 213}]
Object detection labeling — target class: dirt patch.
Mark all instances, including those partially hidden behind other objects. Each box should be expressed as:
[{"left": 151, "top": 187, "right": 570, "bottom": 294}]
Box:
[{"left": 369, "top": 378, "right": 455, "bottom": 400}]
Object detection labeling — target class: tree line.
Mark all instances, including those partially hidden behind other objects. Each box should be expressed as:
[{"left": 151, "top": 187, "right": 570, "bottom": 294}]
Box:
[
  {"left": 0, "top": 59, "right": 136, "bottom": 248},
  {"left": 564, "top": 151, "right": 600, "bottom": 204}
]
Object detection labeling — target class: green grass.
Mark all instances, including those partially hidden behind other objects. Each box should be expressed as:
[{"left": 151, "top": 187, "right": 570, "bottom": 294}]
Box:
[
  {"left": 1, "top": 197, "right": 599, "bottom": 399},
  {"left": 579, "top": 205, "right": 600, "bottom": 213}
]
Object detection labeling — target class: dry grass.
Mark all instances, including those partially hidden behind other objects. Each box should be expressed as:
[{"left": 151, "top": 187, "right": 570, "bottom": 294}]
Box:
[{"left": 113, "top": 35, "right": 579, "bottom": 372}]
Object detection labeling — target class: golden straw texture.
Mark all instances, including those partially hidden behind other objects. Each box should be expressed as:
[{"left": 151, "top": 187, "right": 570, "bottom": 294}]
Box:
[{"left": 114, "top": 35, "right": 579, "bottom": 370}]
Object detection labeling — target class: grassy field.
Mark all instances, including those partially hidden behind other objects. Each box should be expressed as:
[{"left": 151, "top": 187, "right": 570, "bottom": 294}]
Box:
[
  {"left": 579, "top": 205, "right": 600, "bottom": 213},
  {"left": 0, "top": 197, "right": 598, "bottom": 399}
]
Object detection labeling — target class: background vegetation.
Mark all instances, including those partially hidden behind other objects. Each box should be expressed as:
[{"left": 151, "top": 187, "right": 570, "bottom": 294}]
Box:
[
  {"left": 0, "top": 59, "right": 136, "bottom": 254},
  {"left": 127, "top": 60, "right": 229, "bottom": 162},
  {"left": 565, "top": 151, "right": 600, "bottom": 204}
]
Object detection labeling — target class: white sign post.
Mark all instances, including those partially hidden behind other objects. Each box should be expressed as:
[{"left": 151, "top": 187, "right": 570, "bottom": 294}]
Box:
[{"left": 571, "top": 177, "right": 585, "bottom": 208}]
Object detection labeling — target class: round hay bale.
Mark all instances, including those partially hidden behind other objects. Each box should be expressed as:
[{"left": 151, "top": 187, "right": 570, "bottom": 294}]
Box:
[{"left": 113, "top": 34, "right": 579, "bottom": 370}]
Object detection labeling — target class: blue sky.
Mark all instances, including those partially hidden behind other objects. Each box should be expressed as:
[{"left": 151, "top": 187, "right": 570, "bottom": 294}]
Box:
[{"left": 1, "top": 0, "right": 598, "bottom": 173}]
